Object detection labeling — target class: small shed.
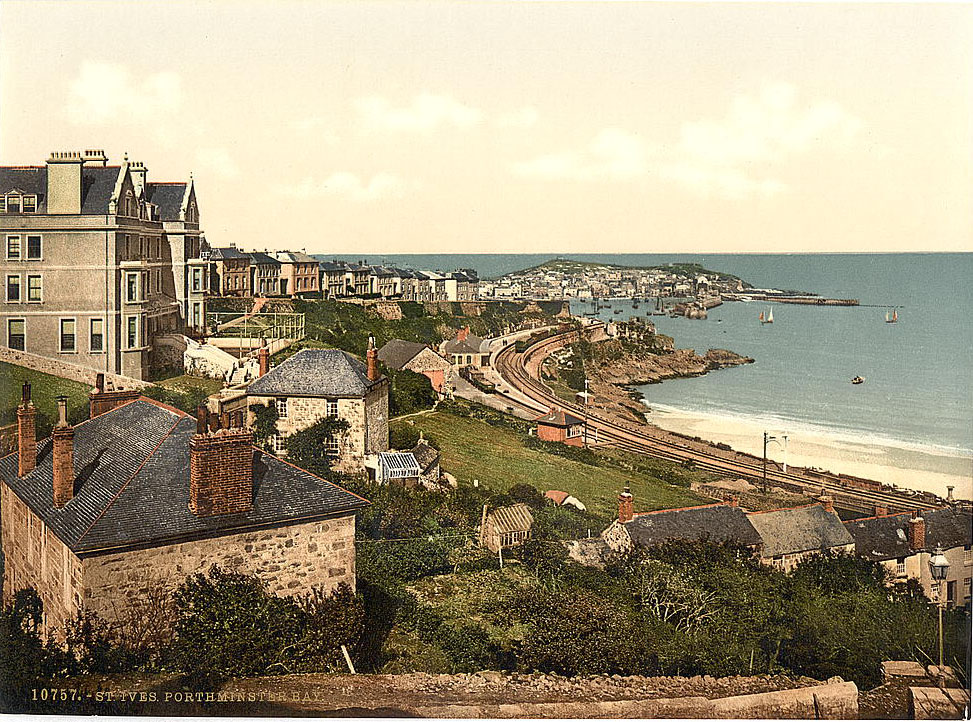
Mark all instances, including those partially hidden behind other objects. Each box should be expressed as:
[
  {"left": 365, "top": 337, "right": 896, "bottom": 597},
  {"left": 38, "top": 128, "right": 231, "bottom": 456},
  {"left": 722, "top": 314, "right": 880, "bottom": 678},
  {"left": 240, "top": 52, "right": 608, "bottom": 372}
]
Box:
[
  {"left": 545, "top": 489, "right": 587, "bottom": 512},
  {"left": 479, "top": 503, "right": 534, "bottom": 553},
  {"left": 410, "top": 438, "right": 442, "bottom": 488},
  {"left": 535, "top": 408, "right": 586, "bottom": 447},
  {"left": 377, "top": 451, "right": 423, "bottom": 488}
]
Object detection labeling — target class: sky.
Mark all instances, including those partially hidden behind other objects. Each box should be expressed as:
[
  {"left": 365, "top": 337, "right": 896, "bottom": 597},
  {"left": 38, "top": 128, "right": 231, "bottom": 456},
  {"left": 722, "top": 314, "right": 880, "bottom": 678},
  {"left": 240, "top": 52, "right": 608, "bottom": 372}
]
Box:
[{"left": 1, "top": 1, "right": 970, "bottom": 255}]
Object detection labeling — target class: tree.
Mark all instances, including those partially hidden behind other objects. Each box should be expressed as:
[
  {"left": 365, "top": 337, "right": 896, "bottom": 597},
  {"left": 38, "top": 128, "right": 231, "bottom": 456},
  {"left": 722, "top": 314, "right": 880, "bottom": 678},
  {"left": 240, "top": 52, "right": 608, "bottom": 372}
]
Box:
[
  {"left": 385, "top": 365, "right": 438, "bottom": 417},
  {"left": 284, "top": 416, "right": 350, "bottom": 479}
]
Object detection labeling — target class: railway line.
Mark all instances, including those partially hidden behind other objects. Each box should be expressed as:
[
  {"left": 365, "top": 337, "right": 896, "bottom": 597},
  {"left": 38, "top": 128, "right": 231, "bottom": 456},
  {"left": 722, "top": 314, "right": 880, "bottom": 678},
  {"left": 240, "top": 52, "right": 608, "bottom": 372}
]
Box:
[{"left": 493, "top": 326, "right": 945, "bottom": 515}]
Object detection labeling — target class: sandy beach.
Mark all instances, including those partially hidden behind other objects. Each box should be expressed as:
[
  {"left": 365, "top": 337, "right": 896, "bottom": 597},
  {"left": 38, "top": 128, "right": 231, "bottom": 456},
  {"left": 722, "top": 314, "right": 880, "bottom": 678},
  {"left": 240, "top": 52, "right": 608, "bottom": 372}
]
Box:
[{"left": 644, "top": 404, "right": 973, "bottom": 501}]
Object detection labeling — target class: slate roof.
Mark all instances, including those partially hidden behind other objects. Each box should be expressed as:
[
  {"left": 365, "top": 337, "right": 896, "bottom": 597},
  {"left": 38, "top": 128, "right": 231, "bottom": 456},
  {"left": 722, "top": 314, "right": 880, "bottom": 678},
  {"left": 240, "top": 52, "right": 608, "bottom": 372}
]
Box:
[
  {"left": 626, "top": 504, "right": 762, "bottom": 548},
  {"left": 0, "top": 167, "right": 47, "bottom": 208},
  {"left": 844, "top": 508, "right": 972, "bottom": 562},
  {"left": 246, "top": 348, "right": 382, "bottom": 398},
  {"left": 410, "top": 439, "right": 440, "bottom": 473},
  {"left": 747, "top": 504, "right": 854, "bottom": 557},
  {"left": 444, "top": 333, "right": 489, "bottom": 356},
  {"left": 210, "top": 246, "right": 250, "bottom": 260},
  {"left": 487, "top": 503, "right": 534, "bottom": 534},
  {"left": 377, "top": 339, "right": 427, "bottom": 370},
  {"left": 320, "top": 261, "right": 348, "bottom": 273},
  {"left": 0, "top": 399, "right": 368, "bottom": 555},
  {"left": 536, "top": 409, "right": 585, "bottom": 427},
  {"left": 144, "top": 182, "right": 187, "bottom": 220},
  {"left": 248, "top": 251, "right": 281, "bottom": 266},
  {"left": 276, "top": 251, "right": 318, "bottom": 264}
]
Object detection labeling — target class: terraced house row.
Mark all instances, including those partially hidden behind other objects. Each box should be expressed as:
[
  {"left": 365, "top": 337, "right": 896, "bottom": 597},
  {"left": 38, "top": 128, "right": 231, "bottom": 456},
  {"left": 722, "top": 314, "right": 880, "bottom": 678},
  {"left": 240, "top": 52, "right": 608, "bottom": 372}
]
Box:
[{"left": 0, "top": 150, "right": 206, "bottom": 380}]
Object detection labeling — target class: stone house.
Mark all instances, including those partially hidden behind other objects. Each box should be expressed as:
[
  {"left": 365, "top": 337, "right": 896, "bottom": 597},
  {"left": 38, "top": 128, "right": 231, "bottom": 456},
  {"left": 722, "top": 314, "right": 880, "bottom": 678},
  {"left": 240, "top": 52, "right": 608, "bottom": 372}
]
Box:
[
  {"left": 0, "top": 383, "right": 368, "bottom": 638},
  {"left": 368, "top": 266, "right": 400, "bottom": 298},
  {"left": 746, "top": 499, "right": 855, "bottom": 573},
  {"left": 209, "top": 246, "right": 251, "bottom": 296},
  {"left": 1, "top": 149, "right": 206, "bottom": 380},
  {"left": 844, "top": 508, "right": 972, "bottom": 607},
  {"left": 377, "top": 338, "right": 454, "bottom": 396},
  {"left": 535, "top": 408, "right": 586, "bottom": 446},
  {"left": 245, "top": 340, "right": 389, "bottom": 475},
  {"left": 442, "top": 326, "right": 491, "bottom": 368},
  {"left": 480, "top": 503, "right": 534, "bottom": 553},
  {"left": 410, "top": 437, "right": 443, "bottom": 488}
]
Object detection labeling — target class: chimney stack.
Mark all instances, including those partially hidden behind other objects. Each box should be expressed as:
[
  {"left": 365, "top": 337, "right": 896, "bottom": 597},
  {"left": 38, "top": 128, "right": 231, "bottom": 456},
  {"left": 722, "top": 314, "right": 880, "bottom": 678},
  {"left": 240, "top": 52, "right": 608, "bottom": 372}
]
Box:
[
  {"left": 818, "top": 494, "right": 835, "bottom": 515},
  {"left": 618, "top": 486, "right": 634, "bottom": 524},
  {"left": 366, "top": 335, "right": 379, "bottom": 381},
  {"left": 89, "top": 373, "right": 140, "bottom": 418},
  {"left": 457, "top": 326, "right": 469, "bottom": 342},
  {"left": 46, "top": 151, "right": 85, "bottom": 214},
  {"left": 907, "top": 511, "right": 926, "bottom": 551},
  {"left": 258, "top": 345, "right": 270, "bottom": 378},
  {"left": 725, "top": 495, "right": 739, "bottom": 508},
  {"left": 52, "top": 396, "right": 75, "bottom": 508},
  {"left": 189, "top": 405, "right": 255, "bottom": 517},
  {"left": 946, "top": 486, "right": 954, "bottom": 504},
  {"left": 16, "top": 382, "right": 36, "bottom": 477},
  {"left": 874, "top": 505, "right": 888, "bottom": 517}
]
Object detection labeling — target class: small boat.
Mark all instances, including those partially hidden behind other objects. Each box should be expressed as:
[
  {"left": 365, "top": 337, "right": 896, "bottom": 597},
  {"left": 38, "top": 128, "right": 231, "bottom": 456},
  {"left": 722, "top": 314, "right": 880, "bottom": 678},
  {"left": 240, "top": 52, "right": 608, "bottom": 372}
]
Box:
[
  {"left": 759, "top": 308, "right": 774, "bottom": 324},
  {"left": 885, "top": 309, "right": 898, "bottom": 323},
  {"left": 851, "top": 376, "right": 865, "bottom": 385}
]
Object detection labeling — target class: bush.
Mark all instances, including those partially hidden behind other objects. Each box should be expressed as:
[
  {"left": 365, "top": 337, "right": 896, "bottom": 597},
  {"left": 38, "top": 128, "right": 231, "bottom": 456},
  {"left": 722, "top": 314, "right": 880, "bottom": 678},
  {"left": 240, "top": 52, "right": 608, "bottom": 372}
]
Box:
[
  {"left": 390, "top": 424, "right": 421, "bottom": 450},
  {"left": 385, "top": 366, "right": 438, "bottom": 417},
  {"left": 0, "top": 589, "right": 68, "bottom": 709},
  {"left": 293, "top": 583, "right": 365, "bottom": 671},
  {"left": 284, "top": 416, "right": 350, "bottom": 479}
]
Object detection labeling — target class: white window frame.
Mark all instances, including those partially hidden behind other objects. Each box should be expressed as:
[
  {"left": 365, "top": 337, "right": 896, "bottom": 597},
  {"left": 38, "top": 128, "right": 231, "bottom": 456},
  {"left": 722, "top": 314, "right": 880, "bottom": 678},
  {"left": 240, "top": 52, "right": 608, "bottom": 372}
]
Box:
[
  {"left": 7, "top": 318, "right": 25, "bottom": 350},
  {"left": 270, "top": 434, "right": 287, "bottom": 453},
  {"left": 59, "top": 317, "right": 77, "bottom": 353},
  {"left": 191, "top": 267, "right": 203, "bottom": 293},
  {"left": 191, "top": 301, "right": 203, "bottom": 328},
  {"left": 125, "top": 272, "right": 140, "bottom": 303},
  {"left": 325, "top": 435, "right": 340, "bottom": 456},
  {"left": 896, "top": 558, "right": 906, "bottom": 576},
  {"left": 89, "top": 317, "right": 105, "bottom": 353},
  {"left": 25, "top": 235, "right": 42, "bottom": 260},
  {"left": 6, "top": 274, "right": 21, "bottom": 303},
  {"left": 125, "top": 315, "right": 139, "bottom": 349},
  {"left": 275, "top": 397, "right": 288, "bottom": 418},
  {"left": 6, "top": 235, "right": 21, "bottom": 261},
  {"left": 26, "top": 274, "right": 42, "bottom": 303},
  {"left": 326, "top": 399, "right": 339, "bottom": 417},
  {"left": 964, "top": 546, "right": 972, "bottom": 565},
  {"left": 5, "top": 195, "right": 21, "bottom": 214}
]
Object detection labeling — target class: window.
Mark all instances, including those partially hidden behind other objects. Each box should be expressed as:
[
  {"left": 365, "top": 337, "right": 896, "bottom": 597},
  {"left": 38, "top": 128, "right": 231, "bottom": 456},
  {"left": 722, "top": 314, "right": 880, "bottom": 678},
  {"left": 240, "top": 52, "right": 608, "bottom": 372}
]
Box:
[
  {"left": 26, "top": 235, "right": 41, "bottom": 260},
  {"left": 946, "top": 580, "right": 956, "bottom": 604},
  {"left": 126, "top": 273, "right": 139, "bottom": 303},
  {"left": 26, "top": 275, "right": 41, "bottom": 302},
  {"left": 896, "top": 557, "right": 906, "bottom": 576},
  {"left": 23, "top": 196, "right": 36, "bottom": 213},
  {"left": 126, "top": 316, "right": 139, "bottom": 349},
  {"left": 7, "top": 319, "right": 25, "bottom": 350},
  {"left": 191, "top": 267, "right": 203, "bottom": 292},
  {"left": 964, "top": 577, "right": 972, "bottom": 597},
  {"left": 567, "top": 424, "right": 583, "bottom": 438},
  {"left": 270, "top": 434, "right": 286, "bottom": 453},
  {"left": 326, "top": 399, "right": 338, "bottom": 417},
  {"left": 325, "top": 435, "right": 340, "bottom": 456},
  {"left": 276, "top": 398, "right": 288, "bottom": 418},
  {"left": 965, "top": 545, "right": 971, "bottom": 565},
  {"left": 59, "top": 318, "right": 76, "bottom": 353},
  {"left": 6, "top": 275, "right": 21, "bottom": 302},
  {"left": 191, "top": 302, "right": 203, "bottom": 328},
  {"left": 90, "top": 318, "right": 104, "bottom": 352},
  {"left": 6, "top": 235, "right": 21, "bottom": 260},
  {"left": 6, "top": 195, "right": 21, "bottom": 214}
]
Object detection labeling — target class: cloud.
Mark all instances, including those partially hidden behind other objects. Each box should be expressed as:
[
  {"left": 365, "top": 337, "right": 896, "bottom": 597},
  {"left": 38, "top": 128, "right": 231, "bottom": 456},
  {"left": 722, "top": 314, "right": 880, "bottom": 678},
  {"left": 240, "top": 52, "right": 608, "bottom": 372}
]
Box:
[
  {"left": 67, "top": 62, "right": 182, "bottom": 125},
  {"left": 496, "top": 106, "right": 539, "bottom": 129},
  {"left": 195, "top": 148, "right": 240, "bottom": 179},
  {"left": 355, "top": 94, "right": 481, "bottom": 133},
  {"left": 512, "top": 128, "right": 650, "bottom": 181},
  {"left": 277, "top": 172, "right": 417, "bottom": 201}
]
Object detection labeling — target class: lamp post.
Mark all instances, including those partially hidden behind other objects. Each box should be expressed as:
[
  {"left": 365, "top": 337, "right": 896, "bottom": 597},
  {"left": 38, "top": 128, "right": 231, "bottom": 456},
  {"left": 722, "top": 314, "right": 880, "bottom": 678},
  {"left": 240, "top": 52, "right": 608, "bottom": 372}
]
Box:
[
  {"left": 583, "top": 377, "right": 590, "bottom": 448},
  {"left": 762, "top": 432, "right": 786, "bottom": 493},
  {"left": 929, "top": 545, "right": 950, "bottom": 669}
]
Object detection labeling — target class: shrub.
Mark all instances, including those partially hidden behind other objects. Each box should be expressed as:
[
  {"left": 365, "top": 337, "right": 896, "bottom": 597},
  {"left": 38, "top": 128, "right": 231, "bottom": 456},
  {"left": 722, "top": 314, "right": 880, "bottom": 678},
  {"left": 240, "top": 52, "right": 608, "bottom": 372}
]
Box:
[
  {"left": 293, "top": 584, "right": 365, "bottom": 672},
  {"left": 0, "top": 589, "right": 68, "bottom": 709},
  {"left": 385, "top": 366, "right": 438, "bottom": 417},
  {"left": 390, "top": 424, "right": 421, "bottom": 450},
  {"left": 284, "top": 416, "right": 350, "bottom": 480}
]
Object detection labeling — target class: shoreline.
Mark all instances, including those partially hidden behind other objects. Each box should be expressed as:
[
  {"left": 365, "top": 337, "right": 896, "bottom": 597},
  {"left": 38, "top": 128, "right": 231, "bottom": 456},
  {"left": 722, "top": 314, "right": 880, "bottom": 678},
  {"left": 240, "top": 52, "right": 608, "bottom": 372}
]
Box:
[{"left": 642, "top": 403, "right": 973, "bottom": 501}]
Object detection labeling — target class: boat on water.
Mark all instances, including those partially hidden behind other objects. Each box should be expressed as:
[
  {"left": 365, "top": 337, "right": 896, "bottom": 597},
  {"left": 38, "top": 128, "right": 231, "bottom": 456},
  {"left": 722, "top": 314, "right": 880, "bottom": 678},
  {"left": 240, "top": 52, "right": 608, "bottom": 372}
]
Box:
[
  {"left": 885, "top": 309, "right": 898, "bottom": 323},
  {"left": 852, "top": 376, "right": 865, "bottom": 385},
  {"left": 759, "top": 308, "right": 774, "bottom": 324}
]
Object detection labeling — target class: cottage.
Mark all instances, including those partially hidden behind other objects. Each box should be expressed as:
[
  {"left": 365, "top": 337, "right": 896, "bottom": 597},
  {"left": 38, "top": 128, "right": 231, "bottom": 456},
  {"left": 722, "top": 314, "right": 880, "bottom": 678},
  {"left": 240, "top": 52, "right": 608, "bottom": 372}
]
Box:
[
  {"left": 377, "top": 338, "right": 454, "bottom": 396},
  {"left": 535, "top": 408, "right": 586, "bottom": 446},
  {"left": 746, "top": 499, "right": 855, "bottom": 572},
  {"left": 410, "top": 437, "right": 445, "bottom": 488},
  {"left": 0, "top": 384, "right": 367, "bottom": 639},
  {"left": 245, "top": 339, "right": 389, "bottom": 475},
  {"left": 479, "top": 503, "right": 534, "bottom": 553},
  {"left": 844, "top": 508, "right": 972, "bottom": 607},
  {"left": 442, "top": 327, "right": 491, "bottom": 368}
]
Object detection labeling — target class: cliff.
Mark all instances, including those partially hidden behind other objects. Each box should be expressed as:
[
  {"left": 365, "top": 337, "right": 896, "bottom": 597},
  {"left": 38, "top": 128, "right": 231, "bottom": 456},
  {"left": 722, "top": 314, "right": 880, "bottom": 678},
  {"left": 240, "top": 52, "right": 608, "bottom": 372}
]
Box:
[{"left": 587, "top": 340, "right": 753, "bottom": 387}]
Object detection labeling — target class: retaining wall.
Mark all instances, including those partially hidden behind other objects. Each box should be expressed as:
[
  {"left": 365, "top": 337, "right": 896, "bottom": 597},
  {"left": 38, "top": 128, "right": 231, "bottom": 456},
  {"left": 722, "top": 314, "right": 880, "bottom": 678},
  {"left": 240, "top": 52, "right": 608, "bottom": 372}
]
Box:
[{"left": 0, "top": 346, "right": 151, "bottom": 390}]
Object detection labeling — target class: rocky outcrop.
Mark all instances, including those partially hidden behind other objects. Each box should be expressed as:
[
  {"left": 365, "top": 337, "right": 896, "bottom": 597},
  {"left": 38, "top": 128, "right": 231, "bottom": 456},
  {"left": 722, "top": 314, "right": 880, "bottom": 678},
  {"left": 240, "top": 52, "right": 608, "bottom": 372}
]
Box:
[{"left": 588, "top": 344, "right": 753, "bottom": 387}]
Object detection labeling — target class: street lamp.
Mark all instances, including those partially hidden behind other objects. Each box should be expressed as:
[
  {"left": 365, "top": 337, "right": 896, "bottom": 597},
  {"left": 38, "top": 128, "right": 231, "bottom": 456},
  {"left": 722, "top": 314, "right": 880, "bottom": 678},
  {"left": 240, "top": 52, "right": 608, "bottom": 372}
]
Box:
[
  {"left": 762, "top": 432, "right": 788, "bottom": 493},
  {"left": 929, "top": 545, "right": 950, "bottom": 669},
  {"left": 583, "top": 378, "right": 590, "bottom": 448}
]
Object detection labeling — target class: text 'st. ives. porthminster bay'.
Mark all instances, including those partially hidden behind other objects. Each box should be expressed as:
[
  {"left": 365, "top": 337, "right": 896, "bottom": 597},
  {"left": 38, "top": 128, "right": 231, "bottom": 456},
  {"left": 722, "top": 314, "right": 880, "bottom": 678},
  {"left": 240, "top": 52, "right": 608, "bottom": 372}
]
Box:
[{"left": 339, "top": 252, "right": 973, "bottom": 499}]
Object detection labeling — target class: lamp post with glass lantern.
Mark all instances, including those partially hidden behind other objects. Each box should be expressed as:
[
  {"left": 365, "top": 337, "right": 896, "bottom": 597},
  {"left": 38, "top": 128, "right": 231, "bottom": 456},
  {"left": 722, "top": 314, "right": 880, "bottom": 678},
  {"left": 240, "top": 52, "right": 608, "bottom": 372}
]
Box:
[
  {"left": 928, "top": 545, "right": 950, "bottom": 669},
  {"left": 762, "top": 432, "right": 787, "bottom": 494}
]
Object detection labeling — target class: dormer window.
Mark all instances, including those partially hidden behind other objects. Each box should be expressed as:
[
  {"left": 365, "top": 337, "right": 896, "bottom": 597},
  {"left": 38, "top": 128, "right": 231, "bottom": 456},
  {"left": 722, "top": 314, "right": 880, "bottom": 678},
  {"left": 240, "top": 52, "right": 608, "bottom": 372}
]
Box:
[{"left": 22, "top": 196, "right": 36, "bottom": 213}]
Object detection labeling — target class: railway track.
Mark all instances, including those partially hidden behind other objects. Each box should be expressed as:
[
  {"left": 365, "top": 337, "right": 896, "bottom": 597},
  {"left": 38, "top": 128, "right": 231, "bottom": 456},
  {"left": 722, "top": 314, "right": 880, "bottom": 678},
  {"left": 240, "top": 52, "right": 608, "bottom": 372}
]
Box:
[{"left": 493, "top": 327, "right": 944, "bottom": 515}]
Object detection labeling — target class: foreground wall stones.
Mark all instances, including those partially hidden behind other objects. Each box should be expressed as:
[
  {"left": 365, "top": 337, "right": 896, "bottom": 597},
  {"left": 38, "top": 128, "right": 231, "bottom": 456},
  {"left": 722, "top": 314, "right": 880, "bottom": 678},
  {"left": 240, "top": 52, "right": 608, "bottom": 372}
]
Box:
[
  {"left": 82, "top": 513, "right": 357, "bottom": 626},
  {"left": 0, "top": 346, "right": 152, "bottom": 390}
]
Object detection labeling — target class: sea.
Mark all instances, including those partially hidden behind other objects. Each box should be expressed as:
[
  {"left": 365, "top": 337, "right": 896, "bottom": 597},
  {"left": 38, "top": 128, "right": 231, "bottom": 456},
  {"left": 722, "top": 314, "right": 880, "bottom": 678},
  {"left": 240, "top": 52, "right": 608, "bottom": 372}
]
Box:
[{"left": 330, "top": 253, "right": 973, "bottom": 462}]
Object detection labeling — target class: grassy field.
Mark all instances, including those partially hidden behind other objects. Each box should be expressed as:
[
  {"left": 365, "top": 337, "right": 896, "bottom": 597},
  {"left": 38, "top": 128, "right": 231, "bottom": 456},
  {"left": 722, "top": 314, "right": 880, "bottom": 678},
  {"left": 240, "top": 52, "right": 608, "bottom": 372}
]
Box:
[
  {"left": 156, "top": 375, "right": 225, "bottom": 397},
  {"left": 0, "top": 361, "right": 92, "bottom": 433},
  {"left": 391, "top": 410, "right": 708, "bottom": 520}
]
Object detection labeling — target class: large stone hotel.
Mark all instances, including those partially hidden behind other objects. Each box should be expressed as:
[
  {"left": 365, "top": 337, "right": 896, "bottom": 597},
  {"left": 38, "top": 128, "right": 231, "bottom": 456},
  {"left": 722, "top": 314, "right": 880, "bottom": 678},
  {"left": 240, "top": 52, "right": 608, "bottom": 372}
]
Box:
[{"left": 0, "top": 150, "right": 207, "bottom": 380}]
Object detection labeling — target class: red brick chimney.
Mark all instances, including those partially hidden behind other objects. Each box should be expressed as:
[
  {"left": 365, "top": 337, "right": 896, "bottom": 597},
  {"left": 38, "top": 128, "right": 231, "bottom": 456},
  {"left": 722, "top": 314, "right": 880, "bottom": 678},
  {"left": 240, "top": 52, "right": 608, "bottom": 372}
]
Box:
[
  {"left": 16, "top": 382, "right": 36, "bottom": 477},
  {"left": 907, "top": 511, "right": 926, "bottom": 551},
  {"left": 89, "top": 373, "right": 140, "bottom": 418},
  {"left": 874, "top": 505, "right": 888, "bottom": 517},
  {"left": 618, "top": 486, "right": 634, "bottom": 524},
  {"left": 189, "top": 405, "right": 255, "bottom": 517},
  {"left": 457, "top": 326, "right": 470, "bottom": 342},
  {"left": 366, "top": 335, "right": 379, "bottom": 382},
  {"left": 818, "top": 494, "right": 835, "bottom": 514},
  {"left": 257, "top": 345, "right": 270, "bottom": 378},
  {"left": 52, "top": 396, "right": 75, "bottom": 508},
  {"left": 725, "top": 495, "right": 739, "bottom": 508}
]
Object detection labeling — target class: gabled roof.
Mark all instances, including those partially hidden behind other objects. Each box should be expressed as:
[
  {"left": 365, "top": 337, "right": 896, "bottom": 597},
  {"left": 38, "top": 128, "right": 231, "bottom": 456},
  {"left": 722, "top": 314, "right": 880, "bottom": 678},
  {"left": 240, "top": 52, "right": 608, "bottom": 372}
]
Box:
[
  {"left": 0, "top": 167, "right": 47, "bottom": 208},
  {"left": 144, "top": 182, "right": 187, "bottom": 221},
  {"left": 747, "top": 504, "right": 854, "bottom": 557},
  {"left": 843, "top": 508, "right": 972, "bottom": 562},
  {"left": 0, "top": 399, "right": 368, "bottom": 554},
  {"left": 487, "top": 503, "right": 534, "bottom": 534},
  {"left": 625, "top": 503, "right": 762, "bottom": 548},
  {"left": 246, "top": 348, "right": 383, "bottom": 398},
  {"left": 410, "top": 439, "right": 440, "bottom": 473},
  {"left": 320, "top": 261, "right": 349, "bottom": 273},
  {"left": 377, "top": 339, "right": 427, "bottom": 370},
  {"left": 536, "top": 409, "right": 584, "bottom": 427}
]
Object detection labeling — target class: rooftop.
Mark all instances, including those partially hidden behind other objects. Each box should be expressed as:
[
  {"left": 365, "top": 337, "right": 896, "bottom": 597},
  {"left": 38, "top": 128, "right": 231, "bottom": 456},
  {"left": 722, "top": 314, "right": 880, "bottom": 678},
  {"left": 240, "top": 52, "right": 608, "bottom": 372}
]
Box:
[
  {"left": 246, "top": 348, "right": 383, "bottom": 398},
  {"left": 843, "top": 508, "right": 972, "bottom": 561},
  {"left": 536, "top": 409, "right": 585, "bottom": 427},
  {"left": 626, "top": 503, "right": 762, "bottom": 548},
  {"left": 746, "top": 504, "right": 854, "bottom": 557},
  {"left": 377, "top": 339, "right": 428, "bottom": 370}
]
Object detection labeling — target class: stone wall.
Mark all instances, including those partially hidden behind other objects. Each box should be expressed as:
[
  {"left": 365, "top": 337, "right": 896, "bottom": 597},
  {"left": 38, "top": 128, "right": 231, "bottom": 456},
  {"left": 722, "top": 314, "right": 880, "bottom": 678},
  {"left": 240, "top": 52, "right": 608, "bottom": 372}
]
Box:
[
  {"left": 0, "top": 346, "right": 151, "bottom": 390},
  {"left": 0, "top": 423, "right": 17, "bottom": 456},
  {"left": 0, "top": 484, "right": 84, "bottom": 639},
  {"left": 364, "top": 382, "right": 390, "bottom": 456},
  {"left": 81, "top": 513, "right": 357, "bottom": 631}
]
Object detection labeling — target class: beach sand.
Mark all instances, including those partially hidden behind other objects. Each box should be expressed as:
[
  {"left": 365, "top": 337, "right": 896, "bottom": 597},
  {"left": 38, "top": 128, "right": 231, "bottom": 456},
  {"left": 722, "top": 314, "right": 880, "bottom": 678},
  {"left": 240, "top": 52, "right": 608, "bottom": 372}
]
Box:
[{"left": 644, "top": 405, "right": 973, "bottom": 501}]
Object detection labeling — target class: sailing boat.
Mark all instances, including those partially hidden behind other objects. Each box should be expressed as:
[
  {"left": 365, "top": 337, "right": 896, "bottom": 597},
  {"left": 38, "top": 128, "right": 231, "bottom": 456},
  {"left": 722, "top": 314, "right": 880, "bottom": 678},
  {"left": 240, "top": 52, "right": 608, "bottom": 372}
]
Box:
[
  {"left": 760, "top": 308, "right": 774, "bottom": 324},
  {"left": 885, "top": 309, "right": 898, "bottom": 324}
]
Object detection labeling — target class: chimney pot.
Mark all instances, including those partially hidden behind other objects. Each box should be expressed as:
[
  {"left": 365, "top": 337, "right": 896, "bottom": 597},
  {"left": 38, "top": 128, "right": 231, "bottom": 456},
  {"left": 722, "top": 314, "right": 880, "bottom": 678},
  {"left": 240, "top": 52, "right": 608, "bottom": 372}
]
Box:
[
  {"left": 819, "top": 494, "right": 835, "bottom": 514},
  {"left": 52, "top": 397, "right": 75, "bottom": 507},
  {"left": 17, "top": 383, "right": 37, "bottom": 477}
]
